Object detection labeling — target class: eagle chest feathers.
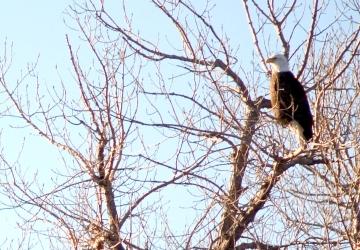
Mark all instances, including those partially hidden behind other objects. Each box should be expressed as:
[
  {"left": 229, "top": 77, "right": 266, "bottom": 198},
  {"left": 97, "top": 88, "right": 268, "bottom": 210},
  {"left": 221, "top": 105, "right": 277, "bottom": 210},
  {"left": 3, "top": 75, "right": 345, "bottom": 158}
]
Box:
[
  {"left": 270, "top": 72, "right": 296, "bottom": 125},
  {"left": 269, "top": 71, "right": 313, "bottom": 141}
]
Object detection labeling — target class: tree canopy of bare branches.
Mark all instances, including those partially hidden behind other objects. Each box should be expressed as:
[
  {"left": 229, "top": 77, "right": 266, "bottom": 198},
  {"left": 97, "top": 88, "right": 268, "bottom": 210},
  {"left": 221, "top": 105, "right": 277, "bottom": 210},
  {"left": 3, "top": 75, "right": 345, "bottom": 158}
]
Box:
[{"left": 0, "top": 0, "right": 359, "bottom": 249}]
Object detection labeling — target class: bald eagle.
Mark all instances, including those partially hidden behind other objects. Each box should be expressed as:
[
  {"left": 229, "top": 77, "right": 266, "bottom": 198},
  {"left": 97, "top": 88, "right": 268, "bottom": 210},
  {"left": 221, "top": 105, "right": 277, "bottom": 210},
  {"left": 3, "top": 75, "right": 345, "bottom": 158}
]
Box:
[{"left": 266, "top": 54, "right": 313, "bottom": 144}]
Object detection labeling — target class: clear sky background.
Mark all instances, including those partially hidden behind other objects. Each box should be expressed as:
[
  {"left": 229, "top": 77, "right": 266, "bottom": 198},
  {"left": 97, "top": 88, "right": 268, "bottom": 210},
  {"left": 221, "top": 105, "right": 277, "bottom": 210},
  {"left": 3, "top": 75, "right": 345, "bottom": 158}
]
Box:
[{"left": 0, "top": 0, "right": 342, "bottom": 248}]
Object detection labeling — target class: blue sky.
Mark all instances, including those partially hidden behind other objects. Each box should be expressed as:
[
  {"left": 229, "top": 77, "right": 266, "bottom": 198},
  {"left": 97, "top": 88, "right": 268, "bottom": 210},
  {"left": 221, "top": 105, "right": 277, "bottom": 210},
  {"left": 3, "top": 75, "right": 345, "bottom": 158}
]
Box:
[{"left": 0, "top": 1, "right": 69, "bottom": 77}]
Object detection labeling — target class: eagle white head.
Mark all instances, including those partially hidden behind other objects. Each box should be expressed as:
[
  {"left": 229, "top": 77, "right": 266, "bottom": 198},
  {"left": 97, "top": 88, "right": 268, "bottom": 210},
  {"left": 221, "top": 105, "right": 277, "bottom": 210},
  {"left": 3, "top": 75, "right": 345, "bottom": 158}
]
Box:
[{"left": 266, "top": 54, "right": 290, "bottom": 73}]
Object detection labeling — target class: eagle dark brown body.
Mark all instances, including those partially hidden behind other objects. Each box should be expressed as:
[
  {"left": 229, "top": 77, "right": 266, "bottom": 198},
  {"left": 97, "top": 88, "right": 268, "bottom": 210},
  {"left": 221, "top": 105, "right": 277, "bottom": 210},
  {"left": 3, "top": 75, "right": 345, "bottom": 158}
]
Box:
[
  {"left": 267, "top": 54, "right": 313, "bottom": 142},
  {"left": 270, "top": 71, "right": 313, "bottom": 141}
]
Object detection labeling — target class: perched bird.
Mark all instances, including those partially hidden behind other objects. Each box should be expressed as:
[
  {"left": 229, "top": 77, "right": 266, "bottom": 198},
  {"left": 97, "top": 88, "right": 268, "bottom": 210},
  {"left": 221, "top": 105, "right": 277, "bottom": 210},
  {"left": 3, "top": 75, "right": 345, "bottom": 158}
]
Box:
[{"left": 266, "top": 54, "right": 313, "bottom": 144}]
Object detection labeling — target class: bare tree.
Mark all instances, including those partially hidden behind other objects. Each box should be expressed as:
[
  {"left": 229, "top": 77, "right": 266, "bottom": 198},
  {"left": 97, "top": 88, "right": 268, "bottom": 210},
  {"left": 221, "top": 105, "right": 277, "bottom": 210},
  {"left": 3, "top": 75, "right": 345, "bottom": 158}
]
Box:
[{"left": 0, "top": 0, "right": 359, "bottom": 249}]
